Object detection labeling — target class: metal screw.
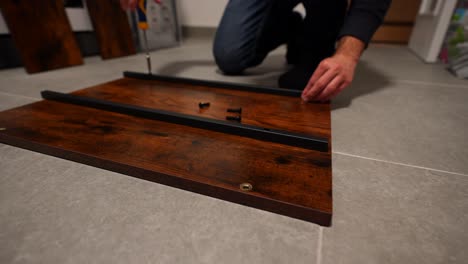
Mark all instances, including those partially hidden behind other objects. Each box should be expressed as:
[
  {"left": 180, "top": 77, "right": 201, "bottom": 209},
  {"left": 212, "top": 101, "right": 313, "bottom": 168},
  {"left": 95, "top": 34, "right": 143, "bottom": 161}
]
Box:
[
  {"left": 227, "top": 107, "right": 242, "bottom": 114},
  {"left": 226, "top": 116, "right": 241, "bottom": 122},
  {"left": 199, "top": 102, "right": 210, "bottom": 109},
  {"left": 239, "top": 183, "right": 253, "bottom": 192}
]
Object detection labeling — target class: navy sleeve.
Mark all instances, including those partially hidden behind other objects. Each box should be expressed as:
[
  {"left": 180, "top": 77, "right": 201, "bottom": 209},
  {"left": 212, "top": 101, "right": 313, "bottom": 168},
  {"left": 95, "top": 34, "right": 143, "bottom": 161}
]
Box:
[{"left": 338, "top": 0, "right": 393, "bottom": 45}]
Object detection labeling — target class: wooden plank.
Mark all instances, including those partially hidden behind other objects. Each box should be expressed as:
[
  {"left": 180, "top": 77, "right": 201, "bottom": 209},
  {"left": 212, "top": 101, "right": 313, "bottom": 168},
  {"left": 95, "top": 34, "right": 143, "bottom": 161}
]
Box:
[
  {"left": 85, "top": 0, "right": 136, "bottom": 59},
  {"left": 372, "top": 25, "right": 414, "bottom": 44},
  {"left": 74, "top": 78, "right": 331, "bottom": 139},
  {"left": 383, "top": 0, "right": 421, "bottom": 23},
  {"left": 40, "top": 91, "right": 329, "bottom": 152},
  {"left": 0, "top": 78, "right": 332, "bottom": 226},
  {"left": 371, "top": 0, "right": 421, "bottom": 43},
  {"left": 0, "top": 0, "right": 83, "bottom": 73}
]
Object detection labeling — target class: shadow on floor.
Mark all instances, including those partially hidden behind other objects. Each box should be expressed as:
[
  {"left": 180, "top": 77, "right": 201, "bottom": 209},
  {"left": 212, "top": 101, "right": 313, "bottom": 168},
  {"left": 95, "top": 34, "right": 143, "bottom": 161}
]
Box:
[
  {"left": 332, "top": 61, "right": 391, "bottom": 110},
  {"left": 157, "top": 54, "right": 289, "bottom": 75},
  {"left": 157, "top": 59, "right": 217, "bottom": 76},
  {"left": 156, "top": 55, "right": 390, "bottom": 111},
  {"left": 156, "top": 54, "right": 288, "bottom": 87}
]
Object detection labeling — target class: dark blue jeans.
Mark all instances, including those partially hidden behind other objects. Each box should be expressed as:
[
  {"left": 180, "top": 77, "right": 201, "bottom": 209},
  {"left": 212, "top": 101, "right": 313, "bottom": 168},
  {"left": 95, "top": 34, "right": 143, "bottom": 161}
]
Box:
[{"left": 213, "top": 0, "right": 347, "bottom": 75}]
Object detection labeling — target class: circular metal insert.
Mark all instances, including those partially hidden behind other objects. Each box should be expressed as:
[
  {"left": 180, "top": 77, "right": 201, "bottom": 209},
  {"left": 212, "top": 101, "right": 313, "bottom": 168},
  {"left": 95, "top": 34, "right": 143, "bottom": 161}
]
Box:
[{"left": 239, "top": 183, "right": 253, "bottom": 192}]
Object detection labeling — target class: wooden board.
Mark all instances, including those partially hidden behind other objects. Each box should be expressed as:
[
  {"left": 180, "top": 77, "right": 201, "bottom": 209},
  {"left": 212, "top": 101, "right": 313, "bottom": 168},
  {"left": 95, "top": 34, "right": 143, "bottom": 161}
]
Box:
[
  {"left": 0, "top": 0, "right": 83, "bottom": 73},
  {"left": 371, "top": 0, "right": 421, "bottom": 43},
  {"left": 0, "top": 77, "right": 332, "bottom": 226},
  {"left": 372, "top": 25, "right": 414, "bottom": 44},
  {"left": 383, "top": 0, "right": 421, "bottom": 23},
  {"left": 85, "top": 0, "right": 136, "bottom": 59}
]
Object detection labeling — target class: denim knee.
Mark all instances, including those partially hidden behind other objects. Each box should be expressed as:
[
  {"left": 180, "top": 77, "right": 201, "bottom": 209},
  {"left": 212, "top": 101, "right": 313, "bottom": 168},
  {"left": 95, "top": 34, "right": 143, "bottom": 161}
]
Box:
[{"left": 213, "top": 45, "right": 248, "bottom": 75}]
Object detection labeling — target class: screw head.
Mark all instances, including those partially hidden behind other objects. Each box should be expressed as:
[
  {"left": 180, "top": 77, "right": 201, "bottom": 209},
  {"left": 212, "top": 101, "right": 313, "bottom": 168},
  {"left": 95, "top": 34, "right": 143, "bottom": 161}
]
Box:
[
  {"left": 239, "top": 183, "right": 253, "bottom": 192},
  {"left": 199, "top": 102, "right": 210, "bottom": 109}
]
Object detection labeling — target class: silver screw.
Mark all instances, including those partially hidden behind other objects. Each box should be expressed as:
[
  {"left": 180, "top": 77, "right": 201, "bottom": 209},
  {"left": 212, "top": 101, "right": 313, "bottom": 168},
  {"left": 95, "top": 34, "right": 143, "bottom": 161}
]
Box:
[{"left": 239, "top": 183, "right": 253, "bottom": 192}]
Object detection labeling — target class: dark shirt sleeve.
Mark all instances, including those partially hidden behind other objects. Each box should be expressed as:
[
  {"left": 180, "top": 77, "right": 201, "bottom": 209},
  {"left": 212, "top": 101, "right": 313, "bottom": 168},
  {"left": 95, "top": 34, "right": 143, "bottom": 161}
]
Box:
[{"left": 338, "top": 0, "right": 392, "bottom": 45}]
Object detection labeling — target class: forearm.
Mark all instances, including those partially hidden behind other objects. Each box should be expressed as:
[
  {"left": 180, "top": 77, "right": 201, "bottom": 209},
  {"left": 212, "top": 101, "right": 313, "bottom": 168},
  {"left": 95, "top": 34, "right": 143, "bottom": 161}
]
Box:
[{"left": 334, "top": 36, "right": 366, "bottom": 62}]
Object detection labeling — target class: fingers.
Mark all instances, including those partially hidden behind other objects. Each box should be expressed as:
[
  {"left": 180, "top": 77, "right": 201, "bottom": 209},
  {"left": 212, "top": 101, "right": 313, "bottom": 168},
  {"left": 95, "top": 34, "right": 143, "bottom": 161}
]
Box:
[
  {"left": 318, "top": 80, "right": 349, "bottom": 102},
  {"left": 329, "top": 81, "right": 349, "bottom": 100},
  {"left": 302, "top": 63, "right": 327, "bottom": 100},
  {"left": 302, "top": 67, "right": 339, "bottom": 102},
  {"left": 315, "top": 76, "right": 347, "bottom": 102},
  {"left": 305, "top": 64, "right": 327, "bottom": 91},
  {"left": 300, "top": 53, "right": 358, "bottom": 102}
]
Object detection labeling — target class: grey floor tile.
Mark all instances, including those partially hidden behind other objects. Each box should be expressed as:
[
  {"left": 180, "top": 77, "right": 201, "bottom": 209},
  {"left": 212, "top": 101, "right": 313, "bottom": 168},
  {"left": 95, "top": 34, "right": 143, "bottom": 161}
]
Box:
[
  {"left": 361, "top": 44, "right": 468, "bottom": 87},
  {"left": 332, "top": 68, "right": 468, "bottom": 175},
  {"left": 1, "top": 38, "right": 467, "bottom": 263},
  {"left": 151, "top": 41, "right": 288, "bottom": 88},
  {"left": 322, "top": 154, "right": 468, "bottom": 264},
  {"left": 0, "top": 144, "right": 319, "bottom": 264},
  {"left": 0, "top": 62, "right": 128, "bottom": 99},
  {"left": 0, "top": 39, "right": 286, "bottom": 99},
  {"left": 0, "top": 92, "right": 38, "bottom": 111}
]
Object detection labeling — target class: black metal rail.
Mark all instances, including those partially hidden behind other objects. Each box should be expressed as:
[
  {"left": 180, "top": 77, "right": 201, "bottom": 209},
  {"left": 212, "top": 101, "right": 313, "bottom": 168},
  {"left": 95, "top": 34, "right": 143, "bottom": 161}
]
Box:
[
  {"left": 41, "top": 90, "right": 328, "bottom": 152},
  {"left": 123, "top": 71, "right": 303, "bottom": 97}
]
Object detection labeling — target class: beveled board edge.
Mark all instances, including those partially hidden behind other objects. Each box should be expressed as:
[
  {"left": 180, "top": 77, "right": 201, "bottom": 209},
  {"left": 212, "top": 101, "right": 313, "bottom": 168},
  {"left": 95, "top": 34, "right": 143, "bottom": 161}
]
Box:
[
  {"left": 123, "top": 71, "right": 303, "bottom": 97},
  {"left": 0, "top": 133, "right": 332, "bottom": 226}
]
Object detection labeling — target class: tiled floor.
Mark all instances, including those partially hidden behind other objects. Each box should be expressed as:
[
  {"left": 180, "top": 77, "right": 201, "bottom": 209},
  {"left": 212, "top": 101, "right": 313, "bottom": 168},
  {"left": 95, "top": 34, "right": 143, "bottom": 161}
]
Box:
[{"left": 0, "top": 38, "right": 467, "bottom": 264}]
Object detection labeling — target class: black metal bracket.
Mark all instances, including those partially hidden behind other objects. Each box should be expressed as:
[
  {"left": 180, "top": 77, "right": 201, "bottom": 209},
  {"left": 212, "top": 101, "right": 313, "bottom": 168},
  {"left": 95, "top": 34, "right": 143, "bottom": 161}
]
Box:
[
  {"left": 41, "top": 90, "right": 328, "bottom": 152},
  {"left": 123, "top": 71, "right": 303, "bottom": 97}
]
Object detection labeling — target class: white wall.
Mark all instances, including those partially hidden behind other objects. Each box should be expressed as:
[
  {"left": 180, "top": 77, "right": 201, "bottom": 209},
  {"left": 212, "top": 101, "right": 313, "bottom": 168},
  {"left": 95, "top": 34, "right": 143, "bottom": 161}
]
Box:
[
  {"left": 0, "top": 7, "right": 93, "bottom": 34},
  {"left": 409, "top": 0, "right": 457, "bottom": 62},
  {"left": 0, "top": 0, "right": 227, "bottom": 34},
  {"left": 178, "top": 0, "right": 228, "bottom": 27},
  {"left": 176, "top": 0, "right": 305, "bottom": 27},
  {"left": 0, "top": 15, "right": 8, "bottom": 34}
]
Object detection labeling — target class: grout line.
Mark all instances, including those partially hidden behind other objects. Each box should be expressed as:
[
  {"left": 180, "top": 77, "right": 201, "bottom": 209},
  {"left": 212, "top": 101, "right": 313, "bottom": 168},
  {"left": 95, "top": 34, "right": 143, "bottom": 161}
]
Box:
[
  {"left": 316, "top": 227, "right": 323, "bottom": 264},
  {"left": 394, "top": 79, "right": 468, "bottom": 89},
  {"left": 0, "top": 91, "right": 40, "bottom": 101},
  {"left": 333, "top": 151, "right": 468, "bottom": 177}
]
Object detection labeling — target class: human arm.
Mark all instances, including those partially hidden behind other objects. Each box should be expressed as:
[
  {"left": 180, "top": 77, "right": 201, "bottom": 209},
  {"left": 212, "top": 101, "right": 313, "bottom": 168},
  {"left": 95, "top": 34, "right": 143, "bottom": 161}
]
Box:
[
  {"left": 301, "top": 36, "right": 364, "bottom": 102},
  {"left": 301, "top": 0, "right": 392, "bottom": 102}
]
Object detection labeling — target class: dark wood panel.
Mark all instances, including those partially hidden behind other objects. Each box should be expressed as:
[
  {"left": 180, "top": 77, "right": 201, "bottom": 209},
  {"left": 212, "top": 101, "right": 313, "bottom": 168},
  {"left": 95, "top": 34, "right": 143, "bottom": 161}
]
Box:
[
  {"left": 0, "top": 78, "right": 332, "bottom": 226},
  {"left": 75, "top": 78, "right": 331, "bottom": 139},
  {"left": 0, "top": 0, "right": 83, "bottom": 73},
  {"left": 372, "top": 25, "right": 414, "bottom": 44},
  {"left": 371, "top": 0, "right": 420, "bottom": 43},
  {"left": 383, "top": 0, "right": 421, "bottom": 23},
  {"left": 85, "top": 0, "right": 136, "bottom": 59}
]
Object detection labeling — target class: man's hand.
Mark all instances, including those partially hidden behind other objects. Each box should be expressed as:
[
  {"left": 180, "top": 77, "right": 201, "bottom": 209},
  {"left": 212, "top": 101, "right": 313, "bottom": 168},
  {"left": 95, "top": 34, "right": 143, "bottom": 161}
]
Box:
[
  {"left": 301, "top": 36, "right": 365, "bottom": 102},
  {"left": 120, "top": 0, "right": 160, "bottom": 11}
]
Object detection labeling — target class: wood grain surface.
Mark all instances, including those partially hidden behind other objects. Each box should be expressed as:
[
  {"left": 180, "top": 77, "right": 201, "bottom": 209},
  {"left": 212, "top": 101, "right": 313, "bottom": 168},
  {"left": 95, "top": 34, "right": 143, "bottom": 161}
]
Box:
[
  {"left": 0, "top": 77, "right": 332, "bottom": 226},
  {"left": 0, "top": 0, "right": 83, "bottom": 73},
  {"left": 85, "top": 0, "right": 136, "bottom": 59},
  {"left": 74, "top": 78, "right": 331, "bottom": 140}
]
